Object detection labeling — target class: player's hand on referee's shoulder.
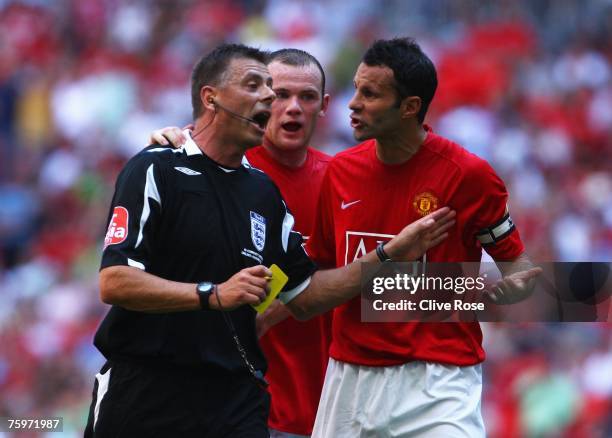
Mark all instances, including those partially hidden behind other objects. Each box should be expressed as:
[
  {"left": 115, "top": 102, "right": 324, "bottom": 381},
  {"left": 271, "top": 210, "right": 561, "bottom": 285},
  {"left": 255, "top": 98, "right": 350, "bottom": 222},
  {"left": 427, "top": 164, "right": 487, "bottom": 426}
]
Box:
[
  {"left": 385, "top": 207, "right": 456, "bottom": 262},
  {"left": 212, "top": 266, "right": 272, "bottom": 311},
  {"left": 148, "top": 125, "right": 189, "bottom": 147}
]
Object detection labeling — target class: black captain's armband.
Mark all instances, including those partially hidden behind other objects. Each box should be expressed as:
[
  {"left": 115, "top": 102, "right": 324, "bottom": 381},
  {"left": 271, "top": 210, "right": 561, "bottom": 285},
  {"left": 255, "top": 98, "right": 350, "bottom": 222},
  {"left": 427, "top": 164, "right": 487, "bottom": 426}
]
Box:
[{"left": 476, "top": 210, "right": 515, "bottom": 246}]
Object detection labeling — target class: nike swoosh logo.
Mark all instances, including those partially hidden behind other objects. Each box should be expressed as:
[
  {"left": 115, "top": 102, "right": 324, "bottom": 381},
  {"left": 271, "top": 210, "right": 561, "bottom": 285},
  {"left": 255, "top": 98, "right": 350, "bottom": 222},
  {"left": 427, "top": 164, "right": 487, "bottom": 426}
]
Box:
[{"left": 341, "top": 200, "right": 361, "bottom": 210}]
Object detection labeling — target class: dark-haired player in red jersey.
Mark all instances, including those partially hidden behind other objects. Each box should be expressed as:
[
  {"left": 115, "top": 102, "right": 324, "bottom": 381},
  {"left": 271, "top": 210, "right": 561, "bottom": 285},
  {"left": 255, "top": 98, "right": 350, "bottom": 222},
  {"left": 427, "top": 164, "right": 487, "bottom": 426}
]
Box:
[
  {"left": 306, "top": 38, "right": 542, "bottom": 437},
  {"left": 150, "top": 49, "right": 332, "bottom": 438}
]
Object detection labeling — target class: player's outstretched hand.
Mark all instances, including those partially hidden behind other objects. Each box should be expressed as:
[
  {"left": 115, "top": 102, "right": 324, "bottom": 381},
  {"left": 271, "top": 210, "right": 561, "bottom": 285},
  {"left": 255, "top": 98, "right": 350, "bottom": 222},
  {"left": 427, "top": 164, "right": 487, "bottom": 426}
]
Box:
[
  {"left": 385, "top": 207, "right": 456, "bottom": 262},
  {"left": 212, "top": 265, "right": 272, "bottom": 311},
  {"left": 148, "top": 126, "right": 187, "bottom": 148},
  {"left": 488, "top": 267, "right": 543, "bottom": 304},
  {"left": 255, "top": 300, "right": 291, "bottom": 338}
]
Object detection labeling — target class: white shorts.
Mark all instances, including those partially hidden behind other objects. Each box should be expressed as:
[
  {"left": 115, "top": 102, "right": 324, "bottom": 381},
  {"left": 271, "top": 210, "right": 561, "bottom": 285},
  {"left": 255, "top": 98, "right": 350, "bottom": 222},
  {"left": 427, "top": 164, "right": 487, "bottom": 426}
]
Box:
[{"left": 312, "top": 358, "right": 485, "bottom": 438}]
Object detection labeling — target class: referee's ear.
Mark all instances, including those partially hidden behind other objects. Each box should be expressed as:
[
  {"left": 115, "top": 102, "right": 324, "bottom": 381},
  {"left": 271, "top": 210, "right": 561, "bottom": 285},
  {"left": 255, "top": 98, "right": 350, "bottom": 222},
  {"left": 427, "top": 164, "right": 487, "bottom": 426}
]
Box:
[
  {"left": 200, "top": 86, "right": 217, "bottom": 113},
  {"left": 400, "top": 96, "right": 421, "bottom": 120}
]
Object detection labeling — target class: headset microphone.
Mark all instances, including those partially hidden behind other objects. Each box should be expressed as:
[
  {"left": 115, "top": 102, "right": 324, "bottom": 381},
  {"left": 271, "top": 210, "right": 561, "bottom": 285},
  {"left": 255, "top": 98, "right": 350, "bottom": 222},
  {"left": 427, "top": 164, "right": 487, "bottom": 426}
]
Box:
[{"left": 212, "top": 100, "right": 259, "bottom": 125}]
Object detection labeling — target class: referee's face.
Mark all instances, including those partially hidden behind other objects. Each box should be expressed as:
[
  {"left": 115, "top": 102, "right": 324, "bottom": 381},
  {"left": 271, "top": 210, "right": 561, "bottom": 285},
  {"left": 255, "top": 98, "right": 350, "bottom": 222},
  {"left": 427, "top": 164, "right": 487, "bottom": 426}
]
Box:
[
  {"left": 348, "top": 63, "right": 403, "bottom": 142},
  {"left": 215, "top": 58, "right": 275, "bottom": 149}
]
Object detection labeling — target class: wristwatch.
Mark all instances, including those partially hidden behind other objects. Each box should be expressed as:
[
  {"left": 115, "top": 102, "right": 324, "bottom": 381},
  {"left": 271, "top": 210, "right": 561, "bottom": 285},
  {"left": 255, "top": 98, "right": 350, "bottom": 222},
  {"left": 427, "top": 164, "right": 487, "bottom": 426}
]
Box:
[{"left": 196, "top": 282, "right": 215, "bottom": 310}]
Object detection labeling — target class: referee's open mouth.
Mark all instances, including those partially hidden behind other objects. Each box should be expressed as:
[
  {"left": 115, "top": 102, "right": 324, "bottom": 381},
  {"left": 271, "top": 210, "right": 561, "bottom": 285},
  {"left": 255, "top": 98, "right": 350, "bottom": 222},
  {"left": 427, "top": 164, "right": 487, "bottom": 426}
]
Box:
[{"left": 251, "top": 110, "right": 271, "bottom": 132}]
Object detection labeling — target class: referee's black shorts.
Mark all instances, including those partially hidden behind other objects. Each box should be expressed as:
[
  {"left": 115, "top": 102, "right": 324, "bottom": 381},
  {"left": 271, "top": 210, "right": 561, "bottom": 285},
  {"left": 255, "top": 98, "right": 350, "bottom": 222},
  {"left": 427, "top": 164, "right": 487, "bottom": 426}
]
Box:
[{"left": 84, "top": 360, "right": 270, "bottom": 437}]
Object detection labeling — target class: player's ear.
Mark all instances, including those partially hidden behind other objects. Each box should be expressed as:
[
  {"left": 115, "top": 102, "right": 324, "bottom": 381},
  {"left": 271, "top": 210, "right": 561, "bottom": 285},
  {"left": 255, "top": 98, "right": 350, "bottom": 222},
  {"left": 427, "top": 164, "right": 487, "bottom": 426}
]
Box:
[
  {"left": 400, "top": 96, "right": 421, "bottom": 120},
  {"left": 201, "top": 86, "right": 217, "bottom": 112},
  {"left": 319, "top": 93, "right": 330, "bottom": 117}
]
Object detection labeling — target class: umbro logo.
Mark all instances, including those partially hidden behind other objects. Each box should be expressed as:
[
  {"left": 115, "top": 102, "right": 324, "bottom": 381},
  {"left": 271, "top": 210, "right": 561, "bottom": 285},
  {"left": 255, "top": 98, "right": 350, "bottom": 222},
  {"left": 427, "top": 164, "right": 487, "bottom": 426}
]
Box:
[
  {"left": 174, "top": 167, "right": 201, "bottom": 176},
  {"left": 341, "top": 200, "right": 361, "bottom": 210}
]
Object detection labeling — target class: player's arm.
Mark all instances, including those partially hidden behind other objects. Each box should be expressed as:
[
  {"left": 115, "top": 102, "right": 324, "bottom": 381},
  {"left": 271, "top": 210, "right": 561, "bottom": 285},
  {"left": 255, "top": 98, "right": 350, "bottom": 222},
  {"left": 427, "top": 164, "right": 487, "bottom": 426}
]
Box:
[
  {"left": 256, "top": 300, "right": 291, "bottom": 338},
  {"left": 285, "top": 207, "right": 456, "bottom": 320},
  {"left": 148, "top": 126, "right": 188, "bottom": 147},
  {"left": 463, "top": 158, "right": 542, "bottom": 304},
  {"left": 489, "top": 252, "right": 542, "bottom": 304}
]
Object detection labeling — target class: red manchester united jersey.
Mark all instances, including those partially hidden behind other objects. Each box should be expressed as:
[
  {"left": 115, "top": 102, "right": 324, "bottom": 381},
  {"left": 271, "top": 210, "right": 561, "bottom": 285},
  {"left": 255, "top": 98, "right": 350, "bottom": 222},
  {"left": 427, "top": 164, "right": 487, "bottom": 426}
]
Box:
[
  {"left": 307, "top": 128, "right": 524, "bottom": 367},
  {"left": 246, "top": 145, "right": 333, "bottom": 435}
]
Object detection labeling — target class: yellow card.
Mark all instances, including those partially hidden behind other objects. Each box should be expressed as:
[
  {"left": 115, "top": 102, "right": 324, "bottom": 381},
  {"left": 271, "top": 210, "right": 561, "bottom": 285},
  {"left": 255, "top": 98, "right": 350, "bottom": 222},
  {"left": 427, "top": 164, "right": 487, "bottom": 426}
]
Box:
[{"left": 252, "top": 264, "right": 288, "bottom": 314}]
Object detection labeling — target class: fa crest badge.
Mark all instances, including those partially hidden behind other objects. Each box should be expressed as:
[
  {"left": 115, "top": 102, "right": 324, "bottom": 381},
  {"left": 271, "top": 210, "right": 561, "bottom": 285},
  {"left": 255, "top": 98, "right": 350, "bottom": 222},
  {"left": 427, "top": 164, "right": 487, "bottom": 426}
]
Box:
[
  {"left": 250, "top": 211, "right": 266, "bottom": 252},
  {"left": 413, "top": 192, "right": 439, "bottom": 216}
]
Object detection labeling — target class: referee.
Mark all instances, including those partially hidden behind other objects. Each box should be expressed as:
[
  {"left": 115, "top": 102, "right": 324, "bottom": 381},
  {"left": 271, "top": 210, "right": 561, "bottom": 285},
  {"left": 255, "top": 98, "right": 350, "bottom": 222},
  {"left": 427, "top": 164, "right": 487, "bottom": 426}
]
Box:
[{"left": 85, "top": 43, "right": 454, "bottom": 437}]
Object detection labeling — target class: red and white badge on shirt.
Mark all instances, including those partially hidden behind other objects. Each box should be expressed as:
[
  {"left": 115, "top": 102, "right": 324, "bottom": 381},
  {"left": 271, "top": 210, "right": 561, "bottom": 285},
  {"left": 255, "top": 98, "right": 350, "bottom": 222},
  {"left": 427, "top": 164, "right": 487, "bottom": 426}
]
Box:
[{"left": 104, "top": 206, "right": 129, "bottom": 249}]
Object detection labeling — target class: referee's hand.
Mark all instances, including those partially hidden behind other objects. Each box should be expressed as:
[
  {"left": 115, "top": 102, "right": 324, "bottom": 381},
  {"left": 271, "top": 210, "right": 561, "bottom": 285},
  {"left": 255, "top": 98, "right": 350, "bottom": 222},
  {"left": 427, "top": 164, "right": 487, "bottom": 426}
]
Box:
[{"left": 212, "top": 266, "right": 272, "bottom": 311}]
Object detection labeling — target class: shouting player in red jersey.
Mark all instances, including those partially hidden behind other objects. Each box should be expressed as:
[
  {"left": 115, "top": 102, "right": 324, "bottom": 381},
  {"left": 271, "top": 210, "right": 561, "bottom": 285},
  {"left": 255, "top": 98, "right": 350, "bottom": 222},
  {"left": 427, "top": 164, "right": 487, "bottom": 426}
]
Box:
[
  {"left": 306, "top": 38, "right": 541, "bottom": 437},
  {"left": 150, "top": 49, "right": 332, "bottom": 438}
]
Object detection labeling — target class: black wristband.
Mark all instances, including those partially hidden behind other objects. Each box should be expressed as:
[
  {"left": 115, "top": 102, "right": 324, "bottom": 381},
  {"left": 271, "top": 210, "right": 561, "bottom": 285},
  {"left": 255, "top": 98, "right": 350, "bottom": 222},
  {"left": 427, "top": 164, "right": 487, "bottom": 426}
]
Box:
[{"left": 376, "top": 242, "right": 392, "bottom": 262}]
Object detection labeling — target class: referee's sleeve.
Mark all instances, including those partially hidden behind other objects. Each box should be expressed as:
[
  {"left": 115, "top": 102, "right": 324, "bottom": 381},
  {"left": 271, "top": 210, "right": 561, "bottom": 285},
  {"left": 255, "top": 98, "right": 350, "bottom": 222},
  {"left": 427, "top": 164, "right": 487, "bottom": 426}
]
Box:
[
  {"left": 100, "top": 154, "right": 164, "bottom": 272},
  {"left": 275, "top": 200, "right": 317, "bottom": 303}
]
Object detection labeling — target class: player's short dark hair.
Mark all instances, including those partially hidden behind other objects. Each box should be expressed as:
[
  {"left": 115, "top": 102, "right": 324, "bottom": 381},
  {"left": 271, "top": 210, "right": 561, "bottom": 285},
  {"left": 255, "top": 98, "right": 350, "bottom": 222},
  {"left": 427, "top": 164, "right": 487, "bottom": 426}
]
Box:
[
  {"left": 363, "top": 38, "right": 437, "bottom": 123},
  {"left": 269, "top": 48, "right": 326, "bottom": 96},
  {"left": 191, "top": 44, "right": 270, "bottom": 119}
]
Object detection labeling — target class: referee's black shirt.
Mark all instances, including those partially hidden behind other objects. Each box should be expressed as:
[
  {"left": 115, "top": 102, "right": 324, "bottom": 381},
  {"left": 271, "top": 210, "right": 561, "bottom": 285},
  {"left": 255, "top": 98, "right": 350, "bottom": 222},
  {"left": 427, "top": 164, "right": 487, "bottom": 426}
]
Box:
[{"left": 95, "top": 136, "right": 316, "bottom": 374}]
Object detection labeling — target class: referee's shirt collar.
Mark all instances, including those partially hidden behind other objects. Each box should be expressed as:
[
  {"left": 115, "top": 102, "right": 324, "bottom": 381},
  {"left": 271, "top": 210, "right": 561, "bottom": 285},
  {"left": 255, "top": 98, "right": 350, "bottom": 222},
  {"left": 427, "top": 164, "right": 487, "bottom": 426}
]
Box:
[
  {"left": 182, "top": 130, "right": 245, "bottom": 173},
  {"left": 182, "top": 130, "right": 203, "bottom": 157}
]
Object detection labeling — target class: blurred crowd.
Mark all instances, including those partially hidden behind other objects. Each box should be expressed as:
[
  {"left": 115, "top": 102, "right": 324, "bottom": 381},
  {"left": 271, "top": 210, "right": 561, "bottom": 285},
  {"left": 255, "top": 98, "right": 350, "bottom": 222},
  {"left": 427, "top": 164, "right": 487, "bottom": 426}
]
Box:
[{"left": 0, "top": 0, "right": 610, "bottom": 436}]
